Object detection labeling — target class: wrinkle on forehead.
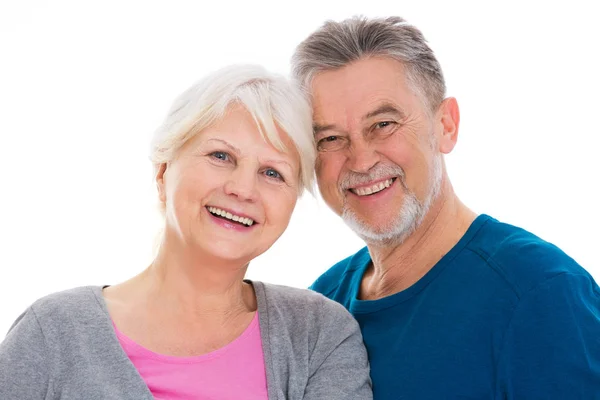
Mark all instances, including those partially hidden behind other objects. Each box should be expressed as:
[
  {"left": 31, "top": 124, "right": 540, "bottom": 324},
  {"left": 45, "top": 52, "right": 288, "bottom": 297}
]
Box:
[{"left": 311, "top": 57, "right": 421, "bottom": 132}]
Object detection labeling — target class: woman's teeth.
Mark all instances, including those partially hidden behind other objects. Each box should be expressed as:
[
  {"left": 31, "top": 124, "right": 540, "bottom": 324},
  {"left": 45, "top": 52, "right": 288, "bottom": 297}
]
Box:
[{"left": 207, "top": 207, "right": 254, "bottom": 226}]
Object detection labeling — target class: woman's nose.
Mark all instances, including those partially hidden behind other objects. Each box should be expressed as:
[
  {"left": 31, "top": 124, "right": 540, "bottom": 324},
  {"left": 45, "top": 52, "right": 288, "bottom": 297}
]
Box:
[{"left": 223, "top": 166, "right": 259, "bottom": 202}]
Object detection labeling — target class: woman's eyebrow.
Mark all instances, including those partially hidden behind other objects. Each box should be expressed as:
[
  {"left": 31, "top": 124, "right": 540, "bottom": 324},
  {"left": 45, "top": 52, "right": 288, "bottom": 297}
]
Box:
[
  {"left": 263, "top": 158, "right": 293, "bottom": 171},
  {"left": 205, "top": 138, "right": 241, "bottom": 154}
]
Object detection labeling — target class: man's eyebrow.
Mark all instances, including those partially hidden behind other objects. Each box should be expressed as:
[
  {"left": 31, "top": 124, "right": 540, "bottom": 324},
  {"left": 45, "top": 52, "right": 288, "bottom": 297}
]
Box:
[
  {"left": 363, "top": 103, "right": 406, "bottom": 120},
  {"left": 313, "top": 123, "right": 337, "bottom": 136},
  {"left": 313, "top": 104, "right": 405, "bottom": 135}
]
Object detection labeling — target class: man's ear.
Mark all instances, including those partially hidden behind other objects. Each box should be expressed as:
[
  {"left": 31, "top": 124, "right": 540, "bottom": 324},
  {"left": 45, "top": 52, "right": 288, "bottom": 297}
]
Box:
[
  {"left": 156, "top": 163, "right": 168, "bottom": 203},
  {"left": 437, "top": 97, "right": 460, "bottom": 154}
]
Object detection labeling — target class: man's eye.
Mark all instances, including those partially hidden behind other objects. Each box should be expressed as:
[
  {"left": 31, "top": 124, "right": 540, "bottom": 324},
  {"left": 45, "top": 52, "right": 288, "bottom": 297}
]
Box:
[
  {"left": 264, "top": 168, "right": 283, "bottom": 181},
  {"left": 370, "top": 121, "right": 398, "bottom": 139},
  {"left": 317, "top": 135, "right": 347, "bottom": 151},
  {"left": 210, "top": 151, "right": 229, "bottom": 161}
]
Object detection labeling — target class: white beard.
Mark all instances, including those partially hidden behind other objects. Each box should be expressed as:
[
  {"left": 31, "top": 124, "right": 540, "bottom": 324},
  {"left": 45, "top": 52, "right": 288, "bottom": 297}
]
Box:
[{"left": 341, "top": 153, "right": 443, "bottom": 245}]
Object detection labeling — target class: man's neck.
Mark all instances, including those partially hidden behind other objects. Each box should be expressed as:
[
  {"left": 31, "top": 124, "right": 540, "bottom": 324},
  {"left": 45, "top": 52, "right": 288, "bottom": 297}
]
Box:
[{"left": 360, "top": 185, "right": 476, "bottom": 300}]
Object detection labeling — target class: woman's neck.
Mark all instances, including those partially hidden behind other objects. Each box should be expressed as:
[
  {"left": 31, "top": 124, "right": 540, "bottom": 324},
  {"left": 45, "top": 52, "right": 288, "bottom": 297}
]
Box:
[
  {"left": 146, "top": 244, "right": 255, "bottom": 318},
  {"left": 107, "top": 236, "right": 257, "bottom": 325}
]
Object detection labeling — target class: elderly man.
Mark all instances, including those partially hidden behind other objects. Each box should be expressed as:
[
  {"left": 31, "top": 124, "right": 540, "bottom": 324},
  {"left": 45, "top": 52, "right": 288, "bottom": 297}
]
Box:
[{"left": 292, "top": 16, "right": 600, "bottom": 399}]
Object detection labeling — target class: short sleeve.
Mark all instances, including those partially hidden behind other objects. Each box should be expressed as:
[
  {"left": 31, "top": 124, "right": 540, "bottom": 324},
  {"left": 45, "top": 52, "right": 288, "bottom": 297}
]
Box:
[{"left": 495, "top": 273, "right": 600, "bottom": 399}]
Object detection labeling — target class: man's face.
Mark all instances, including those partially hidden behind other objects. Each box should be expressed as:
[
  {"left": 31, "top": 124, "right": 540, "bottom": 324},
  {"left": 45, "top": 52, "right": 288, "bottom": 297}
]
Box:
[{"left": 311, "top": 57, "right": 445, "bottom": 244}]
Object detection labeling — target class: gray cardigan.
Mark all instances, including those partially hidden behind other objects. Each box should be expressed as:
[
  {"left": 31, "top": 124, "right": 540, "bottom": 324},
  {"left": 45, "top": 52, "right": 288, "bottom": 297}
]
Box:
[{"left": 0, "top": 282, "right": 372, "bottom": 399}]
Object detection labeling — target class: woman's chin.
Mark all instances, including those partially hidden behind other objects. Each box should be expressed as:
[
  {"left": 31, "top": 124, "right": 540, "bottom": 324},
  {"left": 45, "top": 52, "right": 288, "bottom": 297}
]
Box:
[{"left": 194, "top": 241, "right": 265, "bottom": 266}]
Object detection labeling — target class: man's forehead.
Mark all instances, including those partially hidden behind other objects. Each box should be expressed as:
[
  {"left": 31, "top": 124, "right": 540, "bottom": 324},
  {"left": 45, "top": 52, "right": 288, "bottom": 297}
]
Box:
[
  {"left": 312, "top": 90, "right": 406, "bottom": 126},
  {"left": 311, "top": 57, "right": 408, "bottom": 91},
  {"left": 310, "top": 58, "right": 411, "bottom": 120}
]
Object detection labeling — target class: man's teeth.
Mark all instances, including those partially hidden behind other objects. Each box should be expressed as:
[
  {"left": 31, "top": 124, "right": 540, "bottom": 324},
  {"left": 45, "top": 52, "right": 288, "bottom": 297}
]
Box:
[
  {"left": 207, "top": 207, "right": 254, "bottom": 226},
  {"left": 352, "top": 179, "right": 393, "bottom": 196}
]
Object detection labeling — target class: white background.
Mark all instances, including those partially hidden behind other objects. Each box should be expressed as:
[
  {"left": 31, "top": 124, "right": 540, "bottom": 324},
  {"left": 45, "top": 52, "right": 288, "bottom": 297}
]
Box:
[{"left": 1, "top": 0, "right": 598, "bottom": 334}]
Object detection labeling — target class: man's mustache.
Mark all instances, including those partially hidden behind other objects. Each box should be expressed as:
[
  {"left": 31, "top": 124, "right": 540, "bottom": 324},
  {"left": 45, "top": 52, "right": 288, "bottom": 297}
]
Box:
[{"left": 339, "top": 164, "right": 406, "bottom": 191}]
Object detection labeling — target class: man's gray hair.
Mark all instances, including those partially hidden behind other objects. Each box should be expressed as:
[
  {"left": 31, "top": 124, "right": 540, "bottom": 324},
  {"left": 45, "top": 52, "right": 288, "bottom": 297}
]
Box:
[{"left": 292, "top": 16, "right": 446, "bottom": 112}]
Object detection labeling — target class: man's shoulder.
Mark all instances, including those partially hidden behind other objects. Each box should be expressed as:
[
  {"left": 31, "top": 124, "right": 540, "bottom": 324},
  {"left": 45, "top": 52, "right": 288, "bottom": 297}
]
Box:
[
  {"left": 470, "top": 215, "right": 592, "bottom": 295},
  {"left": 310, "top": 247, "right": 371, "bottom": 298}
]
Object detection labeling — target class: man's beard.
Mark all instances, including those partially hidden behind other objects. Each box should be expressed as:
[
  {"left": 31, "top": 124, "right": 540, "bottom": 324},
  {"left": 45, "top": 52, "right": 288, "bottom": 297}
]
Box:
[{"left": 340, "top": 154, "right": 443, "bottom": 246}]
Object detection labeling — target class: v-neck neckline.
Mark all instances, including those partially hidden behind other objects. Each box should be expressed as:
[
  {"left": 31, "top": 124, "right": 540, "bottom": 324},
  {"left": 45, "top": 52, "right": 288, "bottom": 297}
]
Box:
[{"left": 87, "top": 280, "right": 275, "bottom": 399}]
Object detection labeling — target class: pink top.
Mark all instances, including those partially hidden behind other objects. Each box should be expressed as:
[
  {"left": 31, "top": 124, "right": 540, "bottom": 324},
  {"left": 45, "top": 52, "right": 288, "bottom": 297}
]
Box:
[{"left": 113, "top": 313, "right": 268, "bottom": 400}]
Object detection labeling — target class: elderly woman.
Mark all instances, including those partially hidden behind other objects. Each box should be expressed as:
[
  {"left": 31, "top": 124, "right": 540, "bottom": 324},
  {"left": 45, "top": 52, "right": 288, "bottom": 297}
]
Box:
[{"left": 0, "top": 65, "right": 372, "bottom": 399}]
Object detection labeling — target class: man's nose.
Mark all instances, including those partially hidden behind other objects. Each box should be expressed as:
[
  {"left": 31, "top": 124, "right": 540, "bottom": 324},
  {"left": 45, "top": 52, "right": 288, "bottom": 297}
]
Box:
[{"left": 346, "top": 136, "right": 380, "bottom": 174}]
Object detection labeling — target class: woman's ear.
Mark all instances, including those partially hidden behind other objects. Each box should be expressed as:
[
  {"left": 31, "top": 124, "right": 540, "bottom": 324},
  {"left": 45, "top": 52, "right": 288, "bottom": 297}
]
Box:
[{"left": 155, "top": 163, "right": 168, "bottom": 203}]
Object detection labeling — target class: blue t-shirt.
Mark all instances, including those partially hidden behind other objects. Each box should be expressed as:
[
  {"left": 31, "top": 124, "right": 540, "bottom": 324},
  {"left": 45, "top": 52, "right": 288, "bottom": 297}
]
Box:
[{"left": 311, "top": 214, "right": 600, "bottom": 399}]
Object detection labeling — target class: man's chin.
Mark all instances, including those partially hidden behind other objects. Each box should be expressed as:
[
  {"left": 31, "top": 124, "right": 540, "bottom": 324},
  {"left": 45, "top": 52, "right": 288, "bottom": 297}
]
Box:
[
  {"left": 342, "top": 201, "right": 428, "bottom": 244},
  {"left": 343, "top": 214, "right": 398, "bottom": 242}
]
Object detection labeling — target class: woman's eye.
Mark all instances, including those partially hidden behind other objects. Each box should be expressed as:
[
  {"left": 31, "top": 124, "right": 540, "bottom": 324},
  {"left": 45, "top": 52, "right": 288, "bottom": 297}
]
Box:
[
  {"left": 375, "top": 121, "right": 394, "bottom": 129},
  {"left": 210, "top": 151, "right": 229, "bottom": 161},
  {"left": 264, "top": 168, "right": 283, "bottom": 181}
]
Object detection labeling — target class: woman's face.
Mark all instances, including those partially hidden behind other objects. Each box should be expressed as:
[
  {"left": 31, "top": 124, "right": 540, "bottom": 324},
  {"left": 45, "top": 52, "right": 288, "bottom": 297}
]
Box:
[{"left": 157, "top": 104, "right": 301, "bottom": 265}]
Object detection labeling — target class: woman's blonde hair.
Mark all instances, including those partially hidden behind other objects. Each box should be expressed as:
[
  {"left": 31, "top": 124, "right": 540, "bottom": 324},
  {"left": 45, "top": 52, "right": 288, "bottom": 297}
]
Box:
[{"left": 150, "top": 64, "right": 316, "bottom": 195}]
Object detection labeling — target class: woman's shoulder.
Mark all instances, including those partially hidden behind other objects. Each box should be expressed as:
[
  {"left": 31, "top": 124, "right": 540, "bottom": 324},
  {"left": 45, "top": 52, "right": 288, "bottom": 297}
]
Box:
[
  {"left": 32, "top": 285, "right": 102, "bottom": 310},
  {"left": 252, "top": 281, "right": 356, "bottom": 327},
  {"left": 251, "top": 281, "right": 371, "bottom": 399},
  {"left": 5, "top": 286, "right": 109, "bottom": 350},
  {"left": 21, "top": 286, "right": 106, "bottom": 327},
  {"left": 255, "top": 280, "right": 336, "bottom": 305}
]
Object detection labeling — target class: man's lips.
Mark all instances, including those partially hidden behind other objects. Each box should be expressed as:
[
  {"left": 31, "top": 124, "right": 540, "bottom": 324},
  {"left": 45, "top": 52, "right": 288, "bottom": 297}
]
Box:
[{"left": 346, "top": 177, "right": 397, "bottom": 197}]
